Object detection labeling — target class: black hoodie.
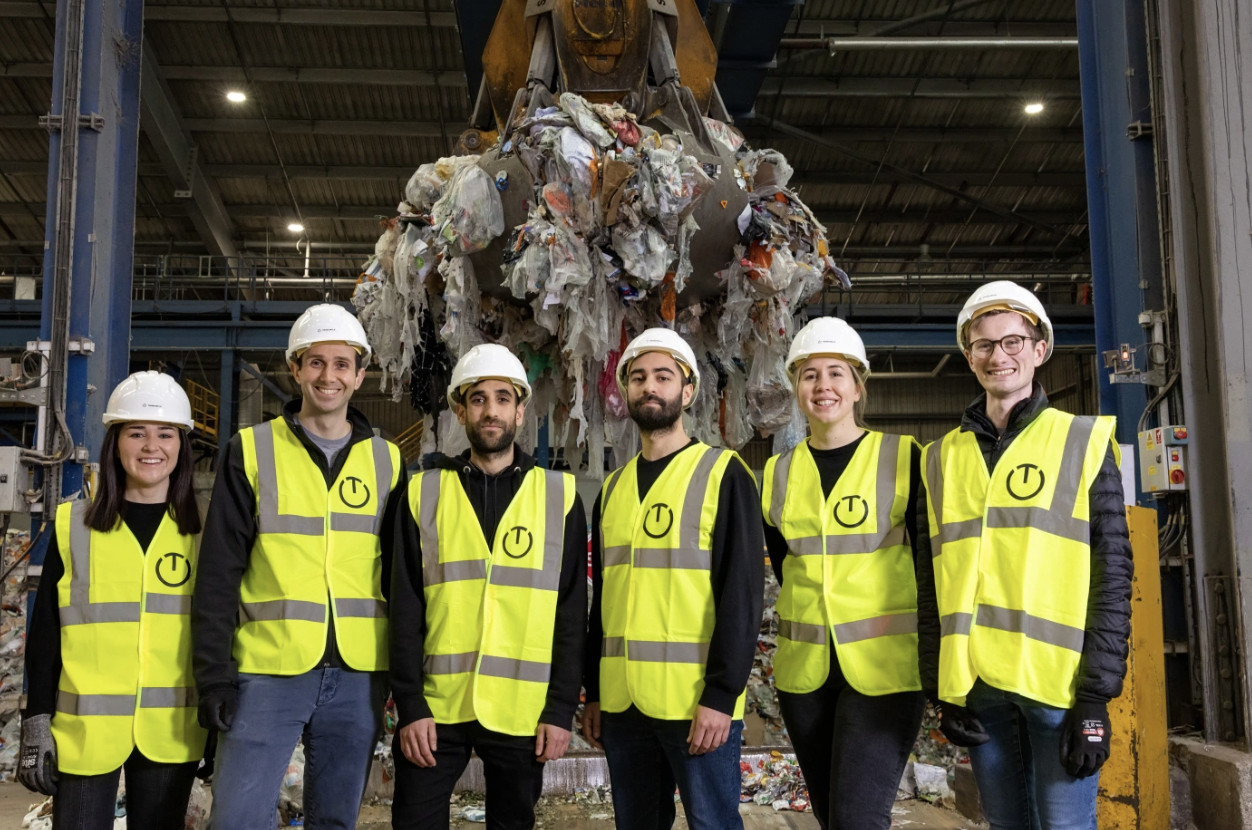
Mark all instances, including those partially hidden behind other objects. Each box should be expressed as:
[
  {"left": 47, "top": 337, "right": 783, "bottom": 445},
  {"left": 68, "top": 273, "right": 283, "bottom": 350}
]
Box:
[
  {"left": 192, "top": 399, "right": 409, "bottom": 695},
  {"left": 913, "top": 384, "right": 1134, "bottom": 704},
  {"left": 389, "top": 445, "right": 589, "bottom": 731}
]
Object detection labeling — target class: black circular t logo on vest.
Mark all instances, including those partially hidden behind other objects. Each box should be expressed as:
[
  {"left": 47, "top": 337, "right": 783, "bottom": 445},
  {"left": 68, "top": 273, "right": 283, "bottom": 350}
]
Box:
[
  {"left": 833, "top": 495, "right": 869, "bottom": 529},
  {"left": 502, "top": 526, "right": 534, "bottom": 559},
  {"left": 1006, "top": 464, "right": 1046, "bottom": 501},
  {"left": 642, "top": 503, "right": 674, "bottom": 539},
  {"left": 338, "top": 476, "right": 371, "bottom": 509},
  {"left": 155, "top": 552, "right": 191, "bottom": 588}
]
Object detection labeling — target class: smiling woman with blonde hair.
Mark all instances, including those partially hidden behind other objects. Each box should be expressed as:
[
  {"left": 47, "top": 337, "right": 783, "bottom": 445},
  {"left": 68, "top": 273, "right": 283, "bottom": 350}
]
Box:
[
  {"left": 20, "top": 371, "right": 206, "bottom": 830},
  {"left": 760, "top": 317, "right": 926, "bottom": 830}
]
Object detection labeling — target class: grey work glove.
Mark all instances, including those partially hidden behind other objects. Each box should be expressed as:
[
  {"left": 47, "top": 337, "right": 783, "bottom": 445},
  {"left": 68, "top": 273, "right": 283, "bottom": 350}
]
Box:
[{"left": 18, "top": 714, "right": 58, "bottom": 796}]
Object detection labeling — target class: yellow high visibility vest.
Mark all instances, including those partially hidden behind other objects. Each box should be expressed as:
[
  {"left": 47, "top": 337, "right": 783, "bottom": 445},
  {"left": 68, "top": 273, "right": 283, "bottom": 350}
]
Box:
[
  {"left": 762, "top": 433, "right": 922, "bottom": 695},
  {"left": 598, "top": 443, "right": 749, "bottom": 721},
  {"left": 922, "top": 408, "right": 1119, "bottom": 709},
  {"left": 52, "top": 500, "right": 207, "bottom": 775},
  {"left": 237, "top": 417, "right": 401, "bottom": 674},
  {"left": 407, "top": 467, "right": 574, "bottom": 736}
]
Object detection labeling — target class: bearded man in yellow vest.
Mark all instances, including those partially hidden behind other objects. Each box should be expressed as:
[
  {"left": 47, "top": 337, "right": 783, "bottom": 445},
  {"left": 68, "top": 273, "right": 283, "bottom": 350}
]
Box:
[
  {"left": 193, "top": 304, "right": 407, "bottom": 830},
  {"left": 388, "top": 344, "right": 587, "bottom": 830},
  {"left": 581, "top": 328, "right": 764, "bottom": 830},
  {"left": 916, "top": 281, "right": 1133, "bottom": 830}
]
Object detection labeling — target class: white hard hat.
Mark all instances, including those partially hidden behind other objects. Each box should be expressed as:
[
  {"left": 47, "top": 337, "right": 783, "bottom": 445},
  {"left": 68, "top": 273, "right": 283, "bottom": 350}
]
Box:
[
  {"left": 103, "top": 371, "right": 194, "bottom": 430},
  {"left": 957, "top": 280, "right": 1054, "bottom": 362},
  {"left": 616, "top": 328, "right": 701, "bottom": 408},
  {"left": 286, "top": 303, "right": 372, "bottom": 362},
  {"left": 447, "top": 344, "right": 533, "bottom": 407},
  {"left": 786, "top": 316, "right": 870, "bottom": 383}
]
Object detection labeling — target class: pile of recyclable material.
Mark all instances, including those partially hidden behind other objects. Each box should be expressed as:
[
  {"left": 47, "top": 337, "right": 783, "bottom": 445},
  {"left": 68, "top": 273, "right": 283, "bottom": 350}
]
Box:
[
  {"left": 746, "top": 567, "right": 788, "bottom": 745},
  {"left": 354, "top": 93, "right": 847, "bottom": 474},
  {"left": 0, "top": 529, "right": 30, "bottom": 782},
  {"left": 740, "top": 752, "right": 810, "bottom": 812}
]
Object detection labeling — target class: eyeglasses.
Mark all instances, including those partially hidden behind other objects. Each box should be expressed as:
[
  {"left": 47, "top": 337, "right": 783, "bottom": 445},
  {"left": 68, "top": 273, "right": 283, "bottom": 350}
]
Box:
[{"left": 969, "top": 335, "right": 1036, "bottom": 359}]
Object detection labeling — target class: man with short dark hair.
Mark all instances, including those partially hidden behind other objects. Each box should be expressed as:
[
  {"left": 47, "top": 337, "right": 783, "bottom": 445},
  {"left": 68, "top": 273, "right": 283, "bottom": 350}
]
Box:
[
  {"left": 582, "top": 328, "right": 763, "bottom": 830},
  {"left": 915, "top": 281, "right": 1133, "bottom": 830},
  {"left": 194, "top": 303, "right": 407, "bottom": 829},
  {"left": 389, "top": 344, "right": 587, "bottom": 830}
]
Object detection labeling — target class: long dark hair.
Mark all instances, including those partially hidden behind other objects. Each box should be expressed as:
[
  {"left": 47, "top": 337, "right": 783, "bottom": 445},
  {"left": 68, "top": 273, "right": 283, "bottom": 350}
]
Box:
[{"left": 84, "top": 423, "right": 202, "bottom": 536}]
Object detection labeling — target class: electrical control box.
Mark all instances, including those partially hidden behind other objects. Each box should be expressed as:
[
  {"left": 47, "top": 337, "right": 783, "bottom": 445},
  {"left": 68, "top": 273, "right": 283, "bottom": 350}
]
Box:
[
  {"left": 0, "top": 447, "right": 32, "bottom": 513},
  {"left": 1138, "top": 426, "right": 1189, "bottom": 494}
]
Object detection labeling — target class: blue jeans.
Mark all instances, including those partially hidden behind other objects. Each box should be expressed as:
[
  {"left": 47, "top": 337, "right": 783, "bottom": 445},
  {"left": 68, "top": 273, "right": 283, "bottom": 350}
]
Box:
[
  {"left": 965, "top": 680, "right": 1099, "bottom": 830},
  {"left": 209, "top": 668, "right": 385, "bottom": 830},
  {"left": 601, "top": 706, "right": 744, "bottom": 830}
]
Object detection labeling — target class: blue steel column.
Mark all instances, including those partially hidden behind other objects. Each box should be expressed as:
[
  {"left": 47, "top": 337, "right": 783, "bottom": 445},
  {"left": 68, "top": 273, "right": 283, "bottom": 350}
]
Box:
[
  {"left": 1075, "top": 0, "right": 1159, "bottom": 450},
  {"left": 39, "top": 0, "right": 143, "bottom": 497},
  {"left": 217, "top": 304, "right": 238, "bottom": 464}
]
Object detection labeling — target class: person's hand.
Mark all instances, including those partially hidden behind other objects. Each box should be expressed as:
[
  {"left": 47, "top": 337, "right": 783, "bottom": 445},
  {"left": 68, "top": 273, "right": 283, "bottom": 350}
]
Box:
[
  {"left": 399, "top": 718, "right": 438, "bottom": 768},
  {"left": 535, "top": 723, "right": 572, "bottom": 762},
  {"left": 1061, "top": 700, "right": 1111, "bottom": 778},
  {"left": 937, "top": 702, "right": 990, "bottom": 747},
  {"left": 197, "top": 686, "right": 237, "bottom": 733},
  {"left": 687, "top": 705, "right": 732, "bottom": 755},
  {"left": 18, "top": 714, "right": 57, "bottom": 796},
  {"left": 580, "top": 702, "right": 603, "bottom": 750}
]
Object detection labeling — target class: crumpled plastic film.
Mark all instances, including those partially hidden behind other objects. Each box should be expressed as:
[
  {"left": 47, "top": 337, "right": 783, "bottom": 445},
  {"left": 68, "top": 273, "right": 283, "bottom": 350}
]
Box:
[
  {"left": 772, "top": 395, "right": 806, "bottom": 455},
  {"left": 560, "top": 92, "right": 617, "bottom": 149},
  {"left": 611, "top": 222, "right": 670, "bottom": 284},
  {"left": 432, "top": 164, "right": 505, "bottom": 255},
  {"left": 406, "top": 155, "right": 481, "bottom": 212},
  {"left": 437, "top": 256, "right": 485, "bottom": 360},
  {"left": 720, "top": 363, "right": 754, "bottom": 450},
  {"left": 747, "top": 337, "right": 793, "bottom": 434}
]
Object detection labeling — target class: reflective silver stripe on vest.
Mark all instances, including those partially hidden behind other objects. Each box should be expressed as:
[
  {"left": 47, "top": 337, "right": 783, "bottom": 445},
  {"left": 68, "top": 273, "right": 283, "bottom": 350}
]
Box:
[
  {"left": 61, "top": 501, "right": 142, "bottom": 627},
  {"left": 769, "top": 445, "right": 796, "bottom": 529},
  {"left": 627, "top": 640, "right": 710, "bottom": 664},
  {"left": 239, "top": 599, "right": 327, "bottom": 623},
  {"left": 335, "top": 598, "right": 388, "bottom": 618},
  {"left": 330, "top": 436, "right": 394, "bottom": 534},
  {"left": 602, "top": 546, "right": 631, "bottom": 568},
  {"left": 602, "top": 467, "right": 626, "bottom": 512},
  {"left": 57, "top": 691, "right": 136, "bottom": 716},
  {"left": 787, "top": 536, "right": 824, "bottom": 556},
  {"left": 254, "top": 421, "right": 325, "bottom": 536},
  {"left": 975, "top": 604, "right": 1085, "bottom": 653},
  {"left": 832, "top": 612, "right": 917, "bottom": 644},
  {"left": 425, "top": 559, "right": 487, "bottom": 585},
  {"left": 145, "top": 594, "right": 191, "bottom": 615},
  {"left": 984, "top": 416, "right": 1096, "bottom": 544},
  {"left": 489, "top": 469, "right": 566, "bottom": 592},
  {"left": 826, "top": 434, "right": 905, "bottom": 554},
  {"left": 139, "top": 687, "right": 198, "bottom": 708},
  {"left": 424, "top": 651, "right": 479, "bottom": 674},
  {"left": 940, "top": 612, "right": 973, "bottom": 637},
  {"left": 925, "top": 434, "right": 984, "bottom": 555},
  {"left": 602, "top": 636, "right": 626, "bottom": 657},
  {"left": 479, "top": 655, "right": 551, "bottom": 683},
  {"left": 632, "top": 548, "right": 712, "bottom": 570},
  {"left": 418, "top": 471, "right": 445, "bottom": 583},
  {"left": 778, "top": 619, "right": 828, "bottom": 645}
]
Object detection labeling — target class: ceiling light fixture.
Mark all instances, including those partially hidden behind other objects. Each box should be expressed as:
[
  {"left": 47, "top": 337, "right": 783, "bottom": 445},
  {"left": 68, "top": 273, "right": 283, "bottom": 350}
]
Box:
[
  {"left": 1024, "top": 102, "right": 1044, "bottom": 115},
  {"left": 287, "top": 222, "right": 304, "bottom": 233},
  {"left": 226, "top": 91, "right": 247, "bottom": 103}
]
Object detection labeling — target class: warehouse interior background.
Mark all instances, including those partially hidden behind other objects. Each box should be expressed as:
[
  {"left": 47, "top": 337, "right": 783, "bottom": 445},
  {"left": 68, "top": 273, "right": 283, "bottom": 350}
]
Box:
[{"left": 0, "top": 0, "right": 1251, "bottom": 826}]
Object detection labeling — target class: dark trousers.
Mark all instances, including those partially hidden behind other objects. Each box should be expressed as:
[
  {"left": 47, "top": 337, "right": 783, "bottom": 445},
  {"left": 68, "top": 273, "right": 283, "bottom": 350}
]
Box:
[
  {"left": 53, "top": 747, "right": 199, "bottom": 830},
  {"left": 776, "top": 653, "right": 925, "bottom": 830},
  {"left": 391, "top": 720, "right": 545, "bottom": 830}
]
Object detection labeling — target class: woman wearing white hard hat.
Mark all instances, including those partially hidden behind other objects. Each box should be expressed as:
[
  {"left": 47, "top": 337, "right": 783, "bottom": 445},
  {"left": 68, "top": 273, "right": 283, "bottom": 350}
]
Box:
[
  {"left": 20, "top": 371, "right": 207, "bottom": 829},
  {"left": 760, "top": 317, "right": 926, "bottom": 830},
  {"left": 915, "top": 281, "right": 1130, "bottom": 830}
]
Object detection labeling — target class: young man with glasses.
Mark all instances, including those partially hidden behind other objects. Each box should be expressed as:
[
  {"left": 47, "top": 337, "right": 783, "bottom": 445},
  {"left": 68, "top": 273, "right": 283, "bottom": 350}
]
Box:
[{"left": 914, "top": 281, "right": 1132, "bottom": 830}]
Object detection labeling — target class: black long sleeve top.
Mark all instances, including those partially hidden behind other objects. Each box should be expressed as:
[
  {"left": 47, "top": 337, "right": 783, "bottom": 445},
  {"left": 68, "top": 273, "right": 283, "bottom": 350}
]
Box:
[
  {"left": 913, "top": 384, "right": 1134, "bottom": 704},
  {"left": 25, "top": 500, "right": 170, "bottom": 717},
  {"left": 191, "top": 400, "right": 409, "bottom": 695},
  {"left": 389, "top": 445, "right": 589, "bottom": 732},
  {"left": 583, "top": 439, "right": 765, "bottom": 718}
]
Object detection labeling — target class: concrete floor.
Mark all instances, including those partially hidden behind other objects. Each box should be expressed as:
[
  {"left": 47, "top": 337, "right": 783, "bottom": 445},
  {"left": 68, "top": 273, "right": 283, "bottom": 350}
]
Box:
[{"left": 0, "top": 782, "right": 983, "bottom": 829}]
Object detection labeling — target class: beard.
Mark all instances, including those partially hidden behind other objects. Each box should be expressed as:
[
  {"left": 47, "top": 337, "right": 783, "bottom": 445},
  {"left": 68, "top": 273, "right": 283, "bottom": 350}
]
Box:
[
  {"left": 467, "top": 417, "right": 516, "bottom": 455},
  {"left": 628, "top": 391, "right": 684, "bottom": 432}
]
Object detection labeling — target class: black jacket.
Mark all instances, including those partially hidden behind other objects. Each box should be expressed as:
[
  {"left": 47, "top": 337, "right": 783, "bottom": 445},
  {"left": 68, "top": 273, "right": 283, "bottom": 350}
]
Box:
[
  {"left": 389, "top": 445, "right": 588, "bottom": 731},
  {"left": 192, "top": 400, "right": 409, "bottom": 695},
  {"left": 583, "top": 439, "right": 765, "bottom": 717},
  {"left": 914, "top": 384, "right": 1134, "bottom": 704}
]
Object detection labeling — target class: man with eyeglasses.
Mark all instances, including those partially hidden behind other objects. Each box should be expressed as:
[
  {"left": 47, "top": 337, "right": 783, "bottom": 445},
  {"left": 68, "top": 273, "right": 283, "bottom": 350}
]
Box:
[{"left": 914, "top": 281, "right": 1132, "bottom": 830}]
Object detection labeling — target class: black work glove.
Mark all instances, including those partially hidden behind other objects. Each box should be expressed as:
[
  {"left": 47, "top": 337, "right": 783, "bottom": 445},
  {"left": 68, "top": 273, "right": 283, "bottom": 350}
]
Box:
[
  {"left": 1061, "top": 699, "right": 1111, "bottom": 778},
  {"left": 197, "top": 686, "right": 238, "bottom": 733},
  {"left": 936, "top": 702, "right": 990, "bottom": 747},
  {"left": 18, "top": 713, "right": 58, "bottom": 796},
  {"left": 196, "top": 729, "right": 218, "bottom": 781}
]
